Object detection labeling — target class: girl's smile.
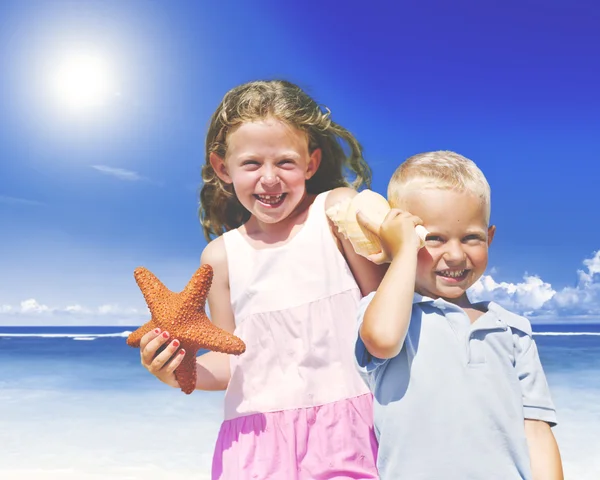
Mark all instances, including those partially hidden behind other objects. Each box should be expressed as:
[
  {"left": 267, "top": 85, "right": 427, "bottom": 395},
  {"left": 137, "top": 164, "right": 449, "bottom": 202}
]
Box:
[{"left": 254, "top": 193, "right": 287, "bottom": 207}]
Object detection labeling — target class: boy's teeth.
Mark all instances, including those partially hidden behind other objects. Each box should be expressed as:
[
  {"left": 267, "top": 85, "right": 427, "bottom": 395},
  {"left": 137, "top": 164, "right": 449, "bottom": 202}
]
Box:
[{"left": 438, "top": 269, "right": 466, "bottom": 278}]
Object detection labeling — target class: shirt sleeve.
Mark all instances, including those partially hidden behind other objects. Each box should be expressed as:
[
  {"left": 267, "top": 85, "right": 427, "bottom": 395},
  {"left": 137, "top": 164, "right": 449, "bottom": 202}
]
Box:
[
  {"left": 513, "top": 326, "right": 558, "bottom": 426},
  {"left": 355, "top": 291, "right": 389, "bottom": 372}
]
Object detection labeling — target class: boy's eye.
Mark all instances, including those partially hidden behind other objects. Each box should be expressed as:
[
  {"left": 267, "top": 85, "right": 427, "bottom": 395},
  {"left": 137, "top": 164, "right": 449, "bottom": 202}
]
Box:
[
  {"left": 464, "top": 234, "right": 485, "bottom": 243},
  {"left": 278, "top": 159, "right": 295, "bottom": 166},
  {"left": 425, "top": 235, "right": 443, "bottom": 243}
]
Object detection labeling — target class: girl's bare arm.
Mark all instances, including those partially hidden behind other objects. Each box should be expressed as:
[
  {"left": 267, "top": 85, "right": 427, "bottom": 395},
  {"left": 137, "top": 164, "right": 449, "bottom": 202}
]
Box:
[
  {"left": 194, "top": 236, "right": 236, "bottom": 391},
  {"left": 325, "top": 187, "right": 388, "bottom": 296}
]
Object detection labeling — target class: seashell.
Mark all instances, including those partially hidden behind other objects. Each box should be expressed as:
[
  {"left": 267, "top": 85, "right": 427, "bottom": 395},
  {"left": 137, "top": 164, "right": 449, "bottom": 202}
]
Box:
[
  {"left": 326, "top": 190, "right": 429, "bottom": 259},
  {"left": 324, "top": 197, "right": 352, "bottom": 239}
]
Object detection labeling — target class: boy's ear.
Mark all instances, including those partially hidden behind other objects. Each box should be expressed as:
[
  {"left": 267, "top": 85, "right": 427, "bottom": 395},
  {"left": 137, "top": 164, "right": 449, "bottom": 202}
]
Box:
[
  {"left": 487, "top": 225, "right": 496, "bottom": 246},
  {"left": 209, "top": 153, "right": 232, "bottom": 184},
  {"left": 305, "top": 148, "right": 322, "bottom": 180}
]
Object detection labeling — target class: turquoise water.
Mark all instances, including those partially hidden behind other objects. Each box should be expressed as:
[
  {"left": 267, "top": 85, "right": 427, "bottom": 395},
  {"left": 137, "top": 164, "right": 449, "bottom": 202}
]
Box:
[{"left": 0, "top": 325, "right": 599, "bottom": 479}]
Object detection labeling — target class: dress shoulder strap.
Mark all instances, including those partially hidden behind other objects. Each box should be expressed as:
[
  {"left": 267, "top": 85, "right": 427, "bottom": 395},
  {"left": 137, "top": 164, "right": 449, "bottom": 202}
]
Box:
[{"left": 301, "top": 190, "right": 331, "bottom": 234}]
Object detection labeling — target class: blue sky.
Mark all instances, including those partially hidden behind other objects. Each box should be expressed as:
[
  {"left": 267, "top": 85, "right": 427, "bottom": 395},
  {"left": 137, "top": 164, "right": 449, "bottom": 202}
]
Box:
[{"left": 0, "top": 0, "right": 598, "bottom": 325}]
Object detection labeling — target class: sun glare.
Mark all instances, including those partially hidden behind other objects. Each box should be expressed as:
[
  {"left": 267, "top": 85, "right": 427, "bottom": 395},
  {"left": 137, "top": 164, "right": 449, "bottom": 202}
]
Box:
[{"left": 48, "top": 51, "right": 117, "bottom": 114}]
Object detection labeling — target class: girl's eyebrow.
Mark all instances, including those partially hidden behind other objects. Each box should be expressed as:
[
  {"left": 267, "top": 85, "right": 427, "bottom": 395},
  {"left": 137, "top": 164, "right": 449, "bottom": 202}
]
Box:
[
  {"left": 276, "top": 151, "right": 302, "bottom": 159},
  {"left": 231, "top": 151, "right": 303, "bottom": 161}
]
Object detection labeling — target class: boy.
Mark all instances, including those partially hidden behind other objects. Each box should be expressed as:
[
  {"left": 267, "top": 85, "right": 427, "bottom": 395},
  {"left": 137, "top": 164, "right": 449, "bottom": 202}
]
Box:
[{"left": 355, "top": 151, "right": 563, "bottom": 479}]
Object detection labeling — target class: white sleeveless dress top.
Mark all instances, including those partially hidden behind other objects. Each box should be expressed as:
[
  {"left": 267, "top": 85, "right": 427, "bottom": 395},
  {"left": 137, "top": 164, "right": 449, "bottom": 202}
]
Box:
[{"left": 221, "top": 191, "right": 369, "bottom": 420}]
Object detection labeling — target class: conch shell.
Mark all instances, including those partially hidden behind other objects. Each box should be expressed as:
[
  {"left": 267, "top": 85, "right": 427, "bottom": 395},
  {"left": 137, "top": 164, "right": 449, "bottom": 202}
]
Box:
[{"left": 326, "top": 190, "right": 429, "bottom": 259}]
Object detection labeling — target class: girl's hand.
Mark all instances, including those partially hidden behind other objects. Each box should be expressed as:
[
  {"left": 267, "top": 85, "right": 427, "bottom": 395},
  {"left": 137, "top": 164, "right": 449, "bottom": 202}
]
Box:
[
  {"left": 139, "top": 328, "right": 184, "bottom": 388},
  {"left": 357, "top": 208, "right": 423, "bottom": 263}
]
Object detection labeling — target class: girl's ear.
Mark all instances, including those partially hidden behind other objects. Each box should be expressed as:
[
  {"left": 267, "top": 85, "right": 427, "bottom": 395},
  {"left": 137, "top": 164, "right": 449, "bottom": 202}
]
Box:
[
  {"left": 306, "top": 148, "right": 322, "bottom": 180},
  {"left": 487, "top": 225, "right": 496, "bottom": 246},
  {"left": 209, "top": 153, "right": 232, "bottom": 184}
]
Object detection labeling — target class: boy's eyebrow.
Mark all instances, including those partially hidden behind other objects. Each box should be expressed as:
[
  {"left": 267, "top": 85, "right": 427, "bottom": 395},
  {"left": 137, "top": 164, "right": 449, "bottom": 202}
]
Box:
[{"left": 422, "top": 227, "right": 488, "bottom": 235}]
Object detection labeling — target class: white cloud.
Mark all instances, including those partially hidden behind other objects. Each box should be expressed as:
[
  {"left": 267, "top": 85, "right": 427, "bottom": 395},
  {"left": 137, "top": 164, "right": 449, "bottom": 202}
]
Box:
[
  {"left": 0, "top": 195, "right": 43, "bottom": 206},
  {"left": 469, "top": 251, "right": 600, "bottom": 321},
  {"left": 65, "top": 304, "right": 90, "bottom": 314},
  {"left": 91, "top": 165, "right": 146, "bottom": 182},
  {"left": 20, "top": 298, "right": 51, "bottom": 313},
  {"left": 0, "top": 298, "right": 149, "bottom": 325},
  {"left": 469, "top": 275, "right": 556, "bottom": 314},
  {"left": 583, "top": 251, "right": 600, "bottom": 274}
]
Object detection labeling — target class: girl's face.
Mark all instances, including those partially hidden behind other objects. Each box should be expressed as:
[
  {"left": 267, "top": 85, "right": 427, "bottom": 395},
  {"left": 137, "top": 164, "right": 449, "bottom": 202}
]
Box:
[
  {"left": 403, "top": 188, "right": 495, "bottom": 305},
  {"left": 210, "top": 118, "right": 321, "bottom": 226}
]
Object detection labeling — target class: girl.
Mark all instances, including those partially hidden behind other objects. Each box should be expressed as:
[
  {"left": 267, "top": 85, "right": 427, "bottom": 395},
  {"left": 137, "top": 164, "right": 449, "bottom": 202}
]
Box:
[{"left": 138, "top": 80, "right": 386, "bottom": 479}]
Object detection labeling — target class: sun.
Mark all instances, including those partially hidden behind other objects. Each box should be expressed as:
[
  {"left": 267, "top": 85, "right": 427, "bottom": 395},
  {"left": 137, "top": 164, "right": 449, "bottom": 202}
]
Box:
[{"left": 48, "top": 50, "right": 117, "bottom": 113}]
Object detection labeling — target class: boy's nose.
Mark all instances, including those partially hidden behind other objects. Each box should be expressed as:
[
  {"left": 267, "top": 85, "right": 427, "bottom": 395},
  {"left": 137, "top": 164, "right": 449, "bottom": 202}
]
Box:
[{"left": 443, "top": 242, "right": 466, "bottom": 263}]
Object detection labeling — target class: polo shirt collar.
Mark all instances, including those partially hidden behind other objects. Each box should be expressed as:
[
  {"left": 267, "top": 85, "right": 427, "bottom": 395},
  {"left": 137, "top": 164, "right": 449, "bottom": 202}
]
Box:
[
  {"left": 412, "top": 294, "right": 515, "bottom": 332},
  {"left": 412, "top": 293, "right": 464, "bottom": 311},
  {"left": 413, "top": 293, "right": 502, "bottom": 312}
]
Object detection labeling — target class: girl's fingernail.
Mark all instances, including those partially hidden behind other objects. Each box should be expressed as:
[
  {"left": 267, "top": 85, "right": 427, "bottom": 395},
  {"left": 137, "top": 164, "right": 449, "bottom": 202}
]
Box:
[
  {"left": 162, "top": 332, "right": 169, "bottom": 339},
  {"left": 179, "top": 350, "right": 185, "bottom": 355},
  {"left": 172, "top": 340, "right": 180, "bottom": 348},
  {"left": 154, "top": 328, "right": 160, "bottom": 334}
]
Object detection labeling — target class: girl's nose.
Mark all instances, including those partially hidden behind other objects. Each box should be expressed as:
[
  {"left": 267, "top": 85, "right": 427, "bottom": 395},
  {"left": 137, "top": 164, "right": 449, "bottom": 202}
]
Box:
[{"left": 261, "top": 173, "right": 280, "bottom": 187}]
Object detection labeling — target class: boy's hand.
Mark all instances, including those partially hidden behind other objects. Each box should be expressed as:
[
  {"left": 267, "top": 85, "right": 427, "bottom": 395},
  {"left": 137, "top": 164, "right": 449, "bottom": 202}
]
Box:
[{"left": 357, "top": 208, "right": 423, "bottom": 263}]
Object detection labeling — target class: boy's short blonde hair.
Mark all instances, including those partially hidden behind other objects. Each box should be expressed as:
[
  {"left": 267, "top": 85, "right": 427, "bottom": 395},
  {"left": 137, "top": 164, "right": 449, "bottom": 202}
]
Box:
[{"left": 387, "top": 151, "right": 491, "bottom": 224}]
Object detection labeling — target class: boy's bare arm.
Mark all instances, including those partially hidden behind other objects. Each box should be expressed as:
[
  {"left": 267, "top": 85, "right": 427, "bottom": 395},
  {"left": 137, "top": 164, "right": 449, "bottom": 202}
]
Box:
[
  {"left": 357, "top": 209, "right": 422, "bottom": 359},
  {"left": 360, "top": 251, "right": 417, "bottom": 358},
  {"left": 524, "top": 419, "right": 564, "bottom": 480}
]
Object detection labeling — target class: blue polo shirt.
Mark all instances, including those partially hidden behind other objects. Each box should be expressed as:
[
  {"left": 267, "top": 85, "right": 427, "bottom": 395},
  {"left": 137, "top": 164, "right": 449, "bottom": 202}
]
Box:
[{"left": 355, "top": 292, "right": 557, "bottom": 480}]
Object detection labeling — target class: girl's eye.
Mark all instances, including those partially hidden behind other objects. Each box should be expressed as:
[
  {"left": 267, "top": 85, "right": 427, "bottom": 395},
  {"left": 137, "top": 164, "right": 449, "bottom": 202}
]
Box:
[{"left": 242, "top": 160, "right": 260, "bottom": 167}]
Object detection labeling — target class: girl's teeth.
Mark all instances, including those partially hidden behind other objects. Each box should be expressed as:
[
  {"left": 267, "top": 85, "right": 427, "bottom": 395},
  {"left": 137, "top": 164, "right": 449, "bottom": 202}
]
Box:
[{"left": 257, "top": 194, "right": 283, "bottom": 205}]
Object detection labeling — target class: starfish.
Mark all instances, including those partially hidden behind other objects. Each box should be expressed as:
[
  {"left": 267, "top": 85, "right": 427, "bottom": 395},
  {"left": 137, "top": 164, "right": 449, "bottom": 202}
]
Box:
[{"left": 126, "top": 264, "right": 246, "bottom": 394}]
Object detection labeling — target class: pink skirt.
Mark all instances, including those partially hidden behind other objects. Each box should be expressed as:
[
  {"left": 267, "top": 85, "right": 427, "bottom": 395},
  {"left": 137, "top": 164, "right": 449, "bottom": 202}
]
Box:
[{"left": 212, "top": 393, "right": 379, "bottom": 480}]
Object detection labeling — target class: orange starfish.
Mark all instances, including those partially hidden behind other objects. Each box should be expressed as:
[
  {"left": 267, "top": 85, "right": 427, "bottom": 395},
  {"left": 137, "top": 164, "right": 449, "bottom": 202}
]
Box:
[{"left": 126, "top": 264, "right": 246, "bottom": 394}]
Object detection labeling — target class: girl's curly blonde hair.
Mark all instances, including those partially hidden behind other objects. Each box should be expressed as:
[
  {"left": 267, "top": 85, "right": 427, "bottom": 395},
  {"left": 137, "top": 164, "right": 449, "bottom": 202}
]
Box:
[{"left": 199, "top": 80, "right": 372, "bottom": 240}]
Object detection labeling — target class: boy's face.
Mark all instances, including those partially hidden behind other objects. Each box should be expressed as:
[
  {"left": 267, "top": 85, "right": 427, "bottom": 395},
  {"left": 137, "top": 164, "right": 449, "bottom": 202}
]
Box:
[{"left": 402, "top": 188, "right": 495, "bottom": 304}]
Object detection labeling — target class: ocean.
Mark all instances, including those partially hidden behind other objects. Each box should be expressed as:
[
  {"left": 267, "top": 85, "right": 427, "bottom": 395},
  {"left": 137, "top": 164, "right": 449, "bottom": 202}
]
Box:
[{"left": 1, "top": 324, "right": 599, "bottom": 479}]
